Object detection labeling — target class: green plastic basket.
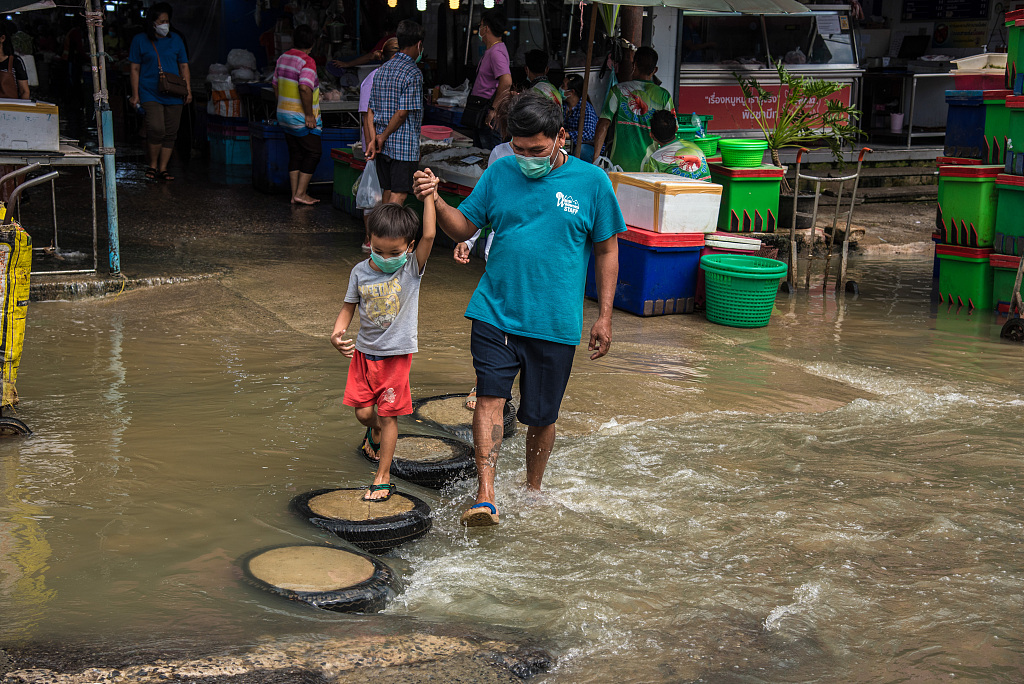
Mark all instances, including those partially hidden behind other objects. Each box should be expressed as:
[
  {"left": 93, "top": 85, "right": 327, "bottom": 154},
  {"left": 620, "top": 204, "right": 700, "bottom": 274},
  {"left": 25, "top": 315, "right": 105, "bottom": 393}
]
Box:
[
  {"left": 700, "top": 254, "right": 786, "bottom": 328},
  {"left": 693, "top": 135, "right": 721, "bottom": 156},
  {"left": 677, "top": 124, "right": 700, "bottom": 141},
  {"left": 719, "top": 139, "right": 769, "bottom": 168}
]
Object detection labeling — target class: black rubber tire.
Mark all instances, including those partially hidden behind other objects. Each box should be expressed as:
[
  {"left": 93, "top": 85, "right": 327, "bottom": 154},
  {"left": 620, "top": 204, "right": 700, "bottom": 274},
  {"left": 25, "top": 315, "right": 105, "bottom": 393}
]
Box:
[
  {"left": 361, "top": 433, "right": 476, "bottom": 489},
  {"left": 240, "top": 544, "right": 396, "bottom": 613},
  {"left": 0, "top": 416, "right": 31, "bottom": 436},
  {"left": 1001, "top": 317, "right": 1024, "bottom": 342},
  {"left": 291, "top": 488, "right": 432, "bottom": 554},
  {"left": 410, "top": 392, "right": 517, "bottom": 445},
  {"left": 844, "top": 280, "right": 860, "bottom": 295}
]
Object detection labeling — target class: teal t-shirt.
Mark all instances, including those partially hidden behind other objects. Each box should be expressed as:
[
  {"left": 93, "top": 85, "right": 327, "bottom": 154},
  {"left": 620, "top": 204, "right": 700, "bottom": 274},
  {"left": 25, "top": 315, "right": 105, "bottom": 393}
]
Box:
[{"left": 458, "top": 155, "right": 626, "bottom": 345}]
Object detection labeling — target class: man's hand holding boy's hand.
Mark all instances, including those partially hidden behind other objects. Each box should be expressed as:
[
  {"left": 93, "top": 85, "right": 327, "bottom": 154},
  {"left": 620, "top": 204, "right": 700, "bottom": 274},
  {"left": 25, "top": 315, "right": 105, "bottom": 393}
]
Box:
[
  {"left": 453, "top": 242, "right": 471, "bottom": 264},
  {"left": 412, "top": 169, "right": 440, "bottom": 201}
]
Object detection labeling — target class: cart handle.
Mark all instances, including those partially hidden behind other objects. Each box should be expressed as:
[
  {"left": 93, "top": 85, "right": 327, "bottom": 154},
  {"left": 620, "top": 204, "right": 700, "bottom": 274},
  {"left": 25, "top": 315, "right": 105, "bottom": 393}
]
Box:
[
  {"left": 795, "top": 147, "right": 811, "bottom": 165},
  {"left": 857, "top": 147, "right": 873, "bottom": 163},
  {"left": 1, "top": 171, "right": 59, "bottom": 227},
  {"left": 0, "top": 163, "right": 43, "bottom": 188}
]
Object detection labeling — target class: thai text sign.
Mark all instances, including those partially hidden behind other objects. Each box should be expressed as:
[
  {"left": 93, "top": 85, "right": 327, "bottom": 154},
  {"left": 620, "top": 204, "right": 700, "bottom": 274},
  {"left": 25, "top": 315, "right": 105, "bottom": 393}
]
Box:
[{"left": 679, "top": 83, "right": 853, "bottom": 131}]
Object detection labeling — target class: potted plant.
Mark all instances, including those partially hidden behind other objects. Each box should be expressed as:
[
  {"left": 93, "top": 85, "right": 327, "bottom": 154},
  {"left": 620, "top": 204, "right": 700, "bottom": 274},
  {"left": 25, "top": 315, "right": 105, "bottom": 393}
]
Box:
[{"left": 735, "top": 62, "right": 864, "bottom": 228}]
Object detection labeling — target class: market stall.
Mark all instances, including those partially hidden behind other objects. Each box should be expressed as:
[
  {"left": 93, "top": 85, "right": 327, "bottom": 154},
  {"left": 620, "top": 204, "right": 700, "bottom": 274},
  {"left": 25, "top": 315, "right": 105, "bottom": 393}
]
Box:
[{"left": 675, "top": 7, "right": 861, "bottom": 138}]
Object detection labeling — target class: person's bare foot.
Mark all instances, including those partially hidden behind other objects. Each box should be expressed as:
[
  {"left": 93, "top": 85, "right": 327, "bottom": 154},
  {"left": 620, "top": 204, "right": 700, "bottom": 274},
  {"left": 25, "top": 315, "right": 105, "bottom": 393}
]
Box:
[{"left": 291, "top": 195, "right": 318, "bottom": 205}]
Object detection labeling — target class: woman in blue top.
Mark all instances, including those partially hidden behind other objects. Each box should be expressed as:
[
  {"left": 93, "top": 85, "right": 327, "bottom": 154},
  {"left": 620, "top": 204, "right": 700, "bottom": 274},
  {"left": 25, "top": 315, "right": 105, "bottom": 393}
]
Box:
[{"left": 129, "top": 3, "right": 191, "bottom": 182}]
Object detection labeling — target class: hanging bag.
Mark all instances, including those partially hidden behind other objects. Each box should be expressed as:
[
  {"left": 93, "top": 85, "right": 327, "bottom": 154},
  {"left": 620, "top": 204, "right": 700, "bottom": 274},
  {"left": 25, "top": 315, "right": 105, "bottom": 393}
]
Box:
[{"left": 151, "top": 40, "right": 189, "bottom": 98}]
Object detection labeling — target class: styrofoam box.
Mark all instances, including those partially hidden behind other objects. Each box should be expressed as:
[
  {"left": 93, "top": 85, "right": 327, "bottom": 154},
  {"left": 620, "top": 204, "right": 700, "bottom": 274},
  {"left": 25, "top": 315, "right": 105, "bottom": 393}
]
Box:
[
  {"left": 0, "top": 99, "right": 59, "bottom": 152},
  {"left": 610, "top": 172, "right": 723, "bottom": 233}
]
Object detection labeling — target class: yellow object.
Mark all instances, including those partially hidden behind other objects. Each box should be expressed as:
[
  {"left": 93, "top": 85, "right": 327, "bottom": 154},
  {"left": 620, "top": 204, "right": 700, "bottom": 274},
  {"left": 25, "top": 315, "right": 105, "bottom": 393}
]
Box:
[
  {"left": 0, "top": 221, "right": 32, "bottom": 407},
  {"left": 610, "top": 172, "right": 723, "bottom": 233}
]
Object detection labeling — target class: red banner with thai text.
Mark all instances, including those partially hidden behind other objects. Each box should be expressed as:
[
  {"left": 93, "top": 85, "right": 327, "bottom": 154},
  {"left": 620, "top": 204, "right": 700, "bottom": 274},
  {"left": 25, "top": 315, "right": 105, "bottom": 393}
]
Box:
[{"left": 679, "top": 83, "right": 853, "bottom": 132}]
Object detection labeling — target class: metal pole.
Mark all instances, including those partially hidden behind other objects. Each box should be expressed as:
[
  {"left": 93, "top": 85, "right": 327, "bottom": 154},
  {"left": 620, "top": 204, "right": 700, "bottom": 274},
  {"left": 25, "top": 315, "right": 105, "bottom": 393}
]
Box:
[
  {"left": 84, "top": 1, "right": 103, "bottom": 141},
  {"left": 575, "top": 2, "right": 598, "bottom": 158},
  {"left": 88, "top": 0, "right": 120, "bottom": 274},
  {"left": 464, "top": 0, "right": 475, "bottom": 67}
]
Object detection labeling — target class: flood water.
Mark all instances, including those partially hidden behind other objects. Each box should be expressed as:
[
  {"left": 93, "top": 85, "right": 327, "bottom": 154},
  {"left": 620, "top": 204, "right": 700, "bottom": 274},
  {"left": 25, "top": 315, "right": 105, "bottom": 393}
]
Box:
[{"left": 1, "top": 236, "right": 1022, "bottom": 682}]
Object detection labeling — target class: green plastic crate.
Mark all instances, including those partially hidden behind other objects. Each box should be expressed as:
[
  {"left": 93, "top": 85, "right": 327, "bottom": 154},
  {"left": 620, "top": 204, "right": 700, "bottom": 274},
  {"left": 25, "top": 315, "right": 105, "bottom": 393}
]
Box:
[
  {"left": 937, "top": 245, "right": 994, "bottom": 310},
  {"left": 995, "top": 174, "right": 1024, "bottom": 241},
  {"left": 709, "top": 163, "right": 783, "bottom": 233},
  {"left": 1008, "top": 14, "right": 1023, "bottom": 90},
  {"left": 991, "top": 253, "right": 1024, "bottom": 311},
  {"left": 936, "top": 165, "right": 1001, "bottom": 247},
  {"left": 983, "top": 93, "right": 1012, "bottom": 164}
]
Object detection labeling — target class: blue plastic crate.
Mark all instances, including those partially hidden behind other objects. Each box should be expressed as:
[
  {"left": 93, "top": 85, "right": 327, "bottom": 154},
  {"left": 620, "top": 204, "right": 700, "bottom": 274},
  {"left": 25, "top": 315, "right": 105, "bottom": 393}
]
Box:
[
  {"left": 944, "top": 90, "right": 986, "bottom": 159},
  {"left": 585, "top": 228, "right": 704, "bottom": 316},
  {"left": 251, "top": 122, "right": 359, "bottom": 193},
  {"left": 208, "top": 132, "right": 251, "bottom": 166}
]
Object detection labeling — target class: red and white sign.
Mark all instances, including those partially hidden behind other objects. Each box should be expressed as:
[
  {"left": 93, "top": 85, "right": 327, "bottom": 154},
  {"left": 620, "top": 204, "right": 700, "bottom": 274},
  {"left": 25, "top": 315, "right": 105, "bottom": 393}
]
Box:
[{"left": 679, "top": 83, "right": 853, "bottom": 132}]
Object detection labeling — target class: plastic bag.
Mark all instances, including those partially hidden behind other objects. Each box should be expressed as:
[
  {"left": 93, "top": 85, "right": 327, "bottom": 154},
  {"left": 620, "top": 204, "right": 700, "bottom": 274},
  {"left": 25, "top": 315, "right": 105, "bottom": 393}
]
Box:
[
  {"left": 231, "top": 67, "right": 256, "bottom": 83},
  {"left": 227, "top": 48, "right": 258, "bottom": 70},
  {"left": 594, "top": 156, "right": 623, "bottom": 174},
  {"left": 208, "top": 63, "right": 230, "bottom": 76},
  {"left": 356, "top": 160, "right": 382, "bottom": 209},
  {"left": 439, "top": 79, "right": 471, "bottom": 107}
]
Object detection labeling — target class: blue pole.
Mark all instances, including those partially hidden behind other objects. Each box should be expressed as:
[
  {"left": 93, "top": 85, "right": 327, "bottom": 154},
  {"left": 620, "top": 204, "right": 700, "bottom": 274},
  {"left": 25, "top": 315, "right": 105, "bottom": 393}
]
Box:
[{"left": 101, "top": 109, "right": 120, "bottom": 274}]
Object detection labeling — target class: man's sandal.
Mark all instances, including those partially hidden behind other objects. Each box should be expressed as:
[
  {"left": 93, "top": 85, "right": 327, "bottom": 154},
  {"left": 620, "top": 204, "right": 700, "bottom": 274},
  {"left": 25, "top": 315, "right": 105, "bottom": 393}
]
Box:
[
  {"left": 144, "top": 167, "right": 158, "bottom": 182},
  {"left": 465, "top": 386, "right": 477, "bottom": 410},
  {"left": 363, "top": 483, "right": 396, "bottom": 502},
  {"left": 362, "top": 426, "right": 380, "bottom": 462},
  {"left": 460, "top": 502, "right": 499, "bottom": 527}
]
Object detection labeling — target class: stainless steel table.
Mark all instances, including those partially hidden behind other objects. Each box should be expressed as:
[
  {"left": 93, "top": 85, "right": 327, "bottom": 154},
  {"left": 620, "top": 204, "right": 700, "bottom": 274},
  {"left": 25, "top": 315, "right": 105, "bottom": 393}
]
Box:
[{"left": 0, "top": 143, "right": 100, "bottom": 275}]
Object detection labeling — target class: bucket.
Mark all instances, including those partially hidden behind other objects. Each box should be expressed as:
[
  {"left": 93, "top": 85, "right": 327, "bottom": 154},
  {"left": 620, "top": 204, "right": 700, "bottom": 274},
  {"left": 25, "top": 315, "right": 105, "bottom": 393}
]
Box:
[
  {"left": 890, "top": 112, "right": 905, "bottom": 133},
  {"left": 693, "top": 135, "right": 721, "bottom": 156}
]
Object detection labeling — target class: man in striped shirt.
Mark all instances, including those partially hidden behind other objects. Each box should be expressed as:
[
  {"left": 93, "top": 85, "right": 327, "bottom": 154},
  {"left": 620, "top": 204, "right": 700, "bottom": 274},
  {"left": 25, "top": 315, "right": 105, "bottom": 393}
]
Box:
[
  {"left": 273, "top": 24, "right": 322, "bottom": 205},
  {"left": 367, "top": 20, "right": 424, "bottom": 206}
]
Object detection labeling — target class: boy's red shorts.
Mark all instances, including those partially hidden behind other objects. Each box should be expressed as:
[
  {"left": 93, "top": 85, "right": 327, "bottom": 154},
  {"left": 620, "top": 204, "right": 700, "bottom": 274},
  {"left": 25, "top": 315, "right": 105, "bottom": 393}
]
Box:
[{"left": 343, "top": 351, "right": 413, "bottom": 417}]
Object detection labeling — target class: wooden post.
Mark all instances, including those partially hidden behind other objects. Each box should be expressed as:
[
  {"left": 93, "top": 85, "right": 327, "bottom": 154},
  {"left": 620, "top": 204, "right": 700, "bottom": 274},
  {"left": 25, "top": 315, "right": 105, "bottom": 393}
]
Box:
[{"left": 575, "top": 2, "right": 599, "bottom": 158}]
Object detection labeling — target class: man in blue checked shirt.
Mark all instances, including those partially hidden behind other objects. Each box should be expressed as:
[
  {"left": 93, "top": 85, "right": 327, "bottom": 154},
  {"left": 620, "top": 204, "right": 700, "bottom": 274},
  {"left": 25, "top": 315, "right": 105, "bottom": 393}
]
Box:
[{"left": 367, "top": 20, "right": 425, "bottom": 206}]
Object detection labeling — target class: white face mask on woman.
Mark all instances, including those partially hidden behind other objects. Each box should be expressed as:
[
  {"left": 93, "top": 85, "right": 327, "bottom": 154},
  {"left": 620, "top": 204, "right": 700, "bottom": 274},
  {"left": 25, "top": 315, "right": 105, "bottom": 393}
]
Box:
[{"left": 154, "top": 22, "right": 170, "bottom": 37}]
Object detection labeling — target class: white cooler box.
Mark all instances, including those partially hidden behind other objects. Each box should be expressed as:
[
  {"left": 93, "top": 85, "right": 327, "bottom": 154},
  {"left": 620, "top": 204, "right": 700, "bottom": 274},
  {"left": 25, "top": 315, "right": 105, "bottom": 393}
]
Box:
[
  {"left": 0, "top": 100, "right": 59, "bottom": 152},
  {"left": 610, "top": 172, "right": 722, "bottom": 233}
]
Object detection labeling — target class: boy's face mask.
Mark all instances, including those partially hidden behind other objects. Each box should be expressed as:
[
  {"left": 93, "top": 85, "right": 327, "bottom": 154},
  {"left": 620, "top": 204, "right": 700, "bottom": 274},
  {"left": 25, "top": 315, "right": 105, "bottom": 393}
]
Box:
[{"left": 371, "top": 250, "right": 410, "bottom": 273}]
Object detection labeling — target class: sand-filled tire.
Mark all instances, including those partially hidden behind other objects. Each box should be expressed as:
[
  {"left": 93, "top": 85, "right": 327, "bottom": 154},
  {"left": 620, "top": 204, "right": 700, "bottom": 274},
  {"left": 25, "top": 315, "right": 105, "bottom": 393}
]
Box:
[
  {"left": 361, "top": 433, "right": 476, "bottom": 489},
  {"left": 291, "top": 488, "right": 432, "bottom": 554},
  {"left": 240, "top": 544, "right": 395, "bottom": 613},
  {"left": 0, "top": 416, "right": 31, "bottom": 436},
  {"left": 410, "top": 393, "right": 517, "bottom": 445}
]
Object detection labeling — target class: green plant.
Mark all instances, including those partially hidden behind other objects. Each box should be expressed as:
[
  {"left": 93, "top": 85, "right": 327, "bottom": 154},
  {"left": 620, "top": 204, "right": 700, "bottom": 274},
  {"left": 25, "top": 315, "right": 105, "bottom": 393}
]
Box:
[{"left": 735, "top": 62, "right": 863, "bottom": 177}]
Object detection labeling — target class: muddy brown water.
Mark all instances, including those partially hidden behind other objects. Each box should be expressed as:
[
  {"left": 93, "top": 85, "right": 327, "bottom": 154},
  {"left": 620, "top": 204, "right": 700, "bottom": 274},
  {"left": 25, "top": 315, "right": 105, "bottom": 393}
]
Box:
[{"left": 1, "top": 235, "right": 1022, "bottom": 683}]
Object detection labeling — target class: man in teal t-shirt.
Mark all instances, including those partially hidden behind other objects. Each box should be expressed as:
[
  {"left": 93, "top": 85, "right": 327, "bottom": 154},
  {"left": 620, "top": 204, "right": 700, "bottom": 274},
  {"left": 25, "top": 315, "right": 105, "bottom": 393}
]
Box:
[{"left": 413, "top": 92, "right": 625, "bottom": 528}]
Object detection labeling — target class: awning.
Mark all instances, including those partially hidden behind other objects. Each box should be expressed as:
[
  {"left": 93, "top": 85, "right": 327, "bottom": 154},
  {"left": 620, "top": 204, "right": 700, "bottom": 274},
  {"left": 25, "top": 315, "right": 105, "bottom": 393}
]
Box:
[
  {"left": 1, "top": 1, "right": 56, "bottom": 12},
  {"left": 590, "top": 0, "right": 809, "bottom": 12}
]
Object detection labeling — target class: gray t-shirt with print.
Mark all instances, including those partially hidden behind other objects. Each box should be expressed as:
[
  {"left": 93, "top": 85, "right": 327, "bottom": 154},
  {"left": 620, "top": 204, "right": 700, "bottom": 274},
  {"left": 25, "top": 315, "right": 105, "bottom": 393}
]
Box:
[{"left": 345, "top": 255, "right": 424, "bottom": 356}]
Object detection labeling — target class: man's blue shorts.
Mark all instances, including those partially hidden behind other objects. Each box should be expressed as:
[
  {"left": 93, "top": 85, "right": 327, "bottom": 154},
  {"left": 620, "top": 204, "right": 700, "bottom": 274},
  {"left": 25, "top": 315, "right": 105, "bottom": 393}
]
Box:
[{"left": 470, "top": 319, "right": 576, "bottom": 427}]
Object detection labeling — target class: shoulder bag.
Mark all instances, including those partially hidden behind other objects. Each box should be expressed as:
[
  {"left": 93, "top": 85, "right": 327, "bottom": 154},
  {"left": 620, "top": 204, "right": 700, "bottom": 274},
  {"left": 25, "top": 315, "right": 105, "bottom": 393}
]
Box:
[{"left": 151, "top": 40, "right": 189, "bottom": 99}]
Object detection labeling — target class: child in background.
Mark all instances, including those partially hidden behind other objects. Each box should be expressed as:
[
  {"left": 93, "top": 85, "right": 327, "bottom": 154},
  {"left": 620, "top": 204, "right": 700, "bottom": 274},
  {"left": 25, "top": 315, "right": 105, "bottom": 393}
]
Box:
[
  {"left": 331, "top": 170, "right": 438, "bottom": 501},
  {"left": 640, "top": 109, "right": 712, "bottom": 182}
]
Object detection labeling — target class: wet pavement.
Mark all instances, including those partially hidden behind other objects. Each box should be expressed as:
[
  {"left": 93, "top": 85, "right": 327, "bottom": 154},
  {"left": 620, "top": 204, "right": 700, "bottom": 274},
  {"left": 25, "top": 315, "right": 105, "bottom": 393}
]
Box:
[{"left": 2, "top": 157, "right": 1022, "bottom": 683}]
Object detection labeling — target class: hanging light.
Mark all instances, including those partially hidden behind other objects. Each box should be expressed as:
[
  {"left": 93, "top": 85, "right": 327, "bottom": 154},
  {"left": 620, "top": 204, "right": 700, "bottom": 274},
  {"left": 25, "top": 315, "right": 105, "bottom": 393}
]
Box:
[
  {"left": 417, "top": 0, "right": 426, "bottom": 10},
  {"left": 483, "top": 0, "right": 494, "bottom": 8},
  {"left": 449, "top": 0, "right": 459, "bottom": 9},
  {"left": 388, "top": 0, "right": 397, "bottom": 7}
]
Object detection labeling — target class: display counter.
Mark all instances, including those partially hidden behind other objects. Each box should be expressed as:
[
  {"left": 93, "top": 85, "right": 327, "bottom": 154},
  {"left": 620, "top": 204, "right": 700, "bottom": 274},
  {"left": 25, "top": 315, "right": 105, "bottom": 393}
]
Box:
[{"left": 676, "top": 9, "right": 861, "bottom": 137}]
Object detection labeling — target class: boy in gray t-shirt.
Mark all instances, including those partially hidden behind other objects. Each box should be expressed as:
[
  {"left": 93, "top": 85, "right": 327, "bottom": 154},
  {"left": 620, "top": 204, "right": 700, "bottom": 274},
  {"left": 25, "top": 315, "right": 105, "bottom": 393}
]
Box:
[{"left": 331, "top": 180, "right": 437, "bottom": 500}]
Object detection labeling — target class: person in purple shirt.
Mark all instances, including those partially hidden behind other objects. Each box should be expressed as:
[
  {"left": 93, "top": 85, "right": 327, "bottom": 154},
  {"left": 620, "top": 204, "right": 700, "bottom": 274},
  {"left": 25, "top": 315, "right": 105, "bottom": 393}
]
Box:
[{"left": 469, "top": 11, "right": 511, "bottom": 150}]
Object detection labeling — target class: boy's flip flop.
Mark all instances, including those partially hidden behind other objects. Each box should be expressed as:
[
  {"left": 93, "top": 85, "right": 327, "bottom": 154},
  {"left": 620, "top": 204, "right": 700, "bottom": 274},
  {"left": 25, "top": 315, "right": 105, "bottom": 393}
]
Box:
[
  {"left": 362, "top": 426, "right": 380, "bottom": 462},
  {"left": 363, "top": 483, "right": 396, "bottom": 502},
  {"left": 460, "top": 502, "right": 499, "bottom": 527},
  {"left": 465, "top": 386, "right": 477, "bottom": 410}
]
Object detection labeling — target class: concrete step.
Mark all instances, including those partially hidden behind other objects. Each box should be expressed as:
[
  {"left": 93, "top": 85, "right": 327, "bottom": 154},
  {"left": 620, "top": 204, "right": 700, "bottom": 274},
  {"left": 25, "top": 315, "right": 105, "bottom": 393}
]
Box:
[
  {"left": 786, "top": 165, "right": 939, "bottom": 189},
  {"left": 858, "top": 185, "right": 939, "bottom": 203}
]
